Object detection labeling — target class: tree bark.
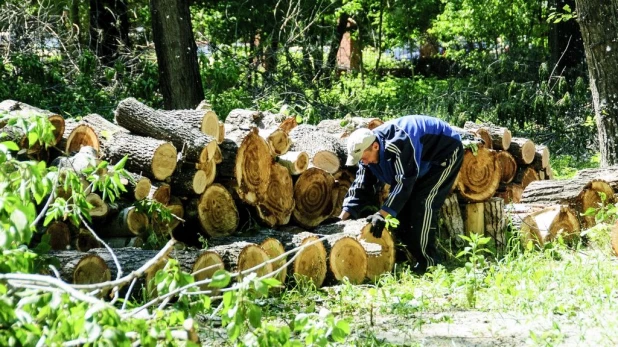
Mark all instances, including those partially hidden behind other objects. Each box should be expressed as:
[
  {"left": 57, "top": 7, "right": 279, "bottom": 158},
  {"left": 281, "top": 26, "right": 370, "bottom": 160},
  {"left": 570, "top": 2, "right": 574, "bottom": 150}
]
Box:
[
  {"left": 289, "top": 125, "right": 347, "bottom": 174},
  {"left": 150, "top": 0, "right": 204, "bottom": 109},
  {"left": 574, "top": 0, "right": 618, "bottom": 166},
  {"left": 89, "top": 0, "right": 130, "bottom": 65}
]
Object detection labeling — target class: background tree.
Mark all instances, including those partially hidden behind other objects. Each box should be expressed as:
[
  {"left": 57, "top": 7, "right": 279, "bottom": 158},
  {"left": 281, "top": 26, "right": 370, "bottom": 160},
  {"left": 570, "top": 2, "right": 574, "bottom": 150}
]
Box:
[
  {"left": 89, "top": 0, "right": 131, "bottom": 64},
  {"left": 574, "top": 0, "right": 618, "bottom": 166},
  {"left": 150, "top": 0, "right": 204, "bottom": 109}
]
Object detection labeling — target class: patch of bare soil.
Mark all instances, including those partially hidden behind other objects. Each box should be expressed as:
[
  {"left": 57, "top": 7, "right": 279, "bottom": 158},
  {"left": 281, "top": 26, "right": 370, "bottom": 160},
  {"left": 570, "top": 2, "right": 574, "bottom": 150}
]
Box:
[{"left": 351, "top": 310, "right": 614, "bottom": 346}]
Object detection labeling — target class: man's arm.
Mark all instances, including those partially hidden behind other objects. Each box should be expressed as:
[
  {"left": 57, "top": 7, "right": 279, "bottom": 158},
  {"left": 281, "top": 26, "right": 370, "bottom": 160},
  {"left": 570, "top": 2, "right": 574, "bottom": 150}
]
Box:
[{"left": 340, "top": 164, "right": 378, "bottom": 219}]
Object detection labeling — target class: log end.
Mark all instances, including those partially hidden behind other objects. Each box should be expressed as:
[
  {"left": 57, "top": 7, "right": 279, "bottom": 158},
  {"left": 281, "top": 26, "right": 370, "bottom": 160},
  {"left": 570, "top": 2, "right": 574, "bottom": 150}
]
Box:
[
  {"left": 238, "top": 244, "right": 274, "bottom": 279},
  {"left": 313, "top": 151, "right": 341, "bottom": 174},
  {"left": 198, "top": 184, "right": 239, "bottom": 237},
  {"left": 328, "top": 236, "right": 367, "bottom": 284},
  {"left": 192, "top": 251, "right": 225, "bottom": 291},
  {"left": 152, "top": 143, "right": 178, "bottom": 181},
  {"left": 133, "top": 176, "right": 152, "bottom": 201},
  {"left": 73, "top": 254, "right": 111, "bottom": 285},
  {"left": 359, "top": 225, "right": 395, "bottom": 281},
  {"left": 45, "top": 221, "right": 71, "bottom": 251},
  {"left": 294, "top": 235, "right": 327, "bottom": 288},
  {"left": 260, "top": 238, "right": 287, "bottom": 284},
  {"left": 66, "top": 124, "right": 100, "bottom": 155}
]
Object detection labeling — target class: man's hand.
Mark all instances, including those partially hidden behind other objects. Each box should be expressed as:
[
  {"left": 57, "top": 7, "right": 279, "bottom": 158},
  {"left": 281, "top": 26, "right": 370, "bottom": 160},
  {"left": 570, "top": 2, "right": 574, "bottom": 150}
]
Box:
[{"left": 366, "top": 212, "right": 386, "bottom": 238}]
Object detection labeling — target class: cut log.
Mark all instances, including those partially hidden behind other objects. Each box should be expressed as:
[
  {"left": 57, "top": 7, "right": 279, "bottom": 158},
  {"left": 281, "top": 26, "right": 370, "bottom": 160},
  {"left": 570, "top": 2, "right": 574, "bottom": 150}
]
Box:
[
  {"left": 514, "top": 166, "right": 540, "bottom": 189},
  {"left": 495, "top": 183, "right": 524, "bottom": 203},
  {"left": 292, "top": 167, "right": 336, "bottom": 229},
  {"left": 86, "top": 193, "right": 109, "bottom": 219},
  {"left": 207, "top": 242, "right": 273, "bottom": 279},
  {"left": 159, "top": 109, "right": 219, "bottom": 138},
  {"left": 310, "top": 219, "right": 390, "bottom": 281},
  {"left": 507, "top": 137, "right": 535, "bottom": 165},
  {"left": 132, "top": 175, "right": 152, "bottom": 201},
  {"left": 316, "top": 117, "right": 383, "bottom": 138},
  {"left": 463, "top": 202, "right": 485, "bottom": 235},
  {"left": 187, "top": 184, "right": 238, "bottom": 237},
  {"left": 49, "top": 253, "right": 111, "bottom": 285},
  {"left": 206, "top": 235, "right": 287, "bottom": 284},
  {"left": 573, "top": 167, "right": 618, "bottom": 191},
  {"left": 171, "top": 167, "right": 210, "bottom": 196},
  {"left": 0, "top": 99, "right": 65, "bottom": 146},
  {"left": 216, "top": 139, "right": 238, "bottom": 179},
  {"left": 521, "top": 178, "right": 614, "bottom": 227},
  {"left": 323, "top": 235, "right": 368, "bottom": 284},
  {"left": 496, "top": 150, "right": 517, "bottom": 184},
  {"left": 463, "top": 121, "right": 512, "bottom": 150},
  {"left": 115, "top": 98, "right": 217, "bottom": 164},
  {"left": 278, "top": 151, "right": 309, "bottom": 176},
  {"left": 189, "top": 251, "right": 225, "bottom": 290},
  {"left": 258, "top": 128, "right": 291, "bottom": 156},
  {"left": 330, "top": 169, "right": 355, "bottom": 218},
  {"left": 260, "top": 112, "right": 298, "bottom": 134},
  {"left": 520, "top": 205, "right": 580, "bottom": 247},
  {"left": 456, "top": 147, "right": 501, "bottom": 202},
  {"left": 484, "top": 197, "right": 507, "bottom": 249},
  {"left": 146, "top": 182, "right": 171, "bottom": 205},
  {"left": 256, "top": 230, "right": 327, "bottom": 287},
  {"left": 611, "top": 221, "right": 618, "bottom": 257},
  {"left": 77, "top": 114, "right": 178, "bottom": 181},
  {"left": 439, "top": 193, "right": 465, "bottom": 249},
  {"left": 74, "top": 229, "right": 102, "bottom": 251},
  {"left": 65, "top": 123, "right": 100, "bottom": 155},
  {"left": 255, "top": 162, "right": 295, "bottom": 227},
  {"left": 96, "top": 204, "right": 149, "bottom": 237},
  {"left": 234, "top": 128, "right": 273, "bottom": 205},
  {"left": 153, "top": 196, "right": 185, "bottom": 236},
  {"left": 45, "top": 221, "right": 71, "bottom": 251},
  {"left": 289, "top": 125, "right": 347, "bottom": 174},
  {"left": 532, "top": 145, "right": 550, "bottom": 170}
]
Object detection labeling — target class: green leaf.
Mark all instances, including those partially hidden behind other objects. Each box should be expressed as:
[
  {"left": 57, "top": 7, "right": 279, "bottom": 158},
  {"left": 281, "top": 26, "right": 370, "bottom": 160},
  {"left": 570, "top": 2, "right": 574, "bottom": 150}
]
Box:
[
  {"left": 1, "top": 141, "right": 19, "bottom": 151},
  {"left": 11, "top": 209, "right": 28, "bottom": 234},
  {"left": 248, "top": 304, "right": 262, "bottom": 328},
  {"left": 115, "top": 155, "right": 128, "bottom": 170},
  {"left": 27, "top": 132, "right": 39, "bottom": 147},
  {"left": 210, "top": 270, "right": 231, "bottom": 288}
]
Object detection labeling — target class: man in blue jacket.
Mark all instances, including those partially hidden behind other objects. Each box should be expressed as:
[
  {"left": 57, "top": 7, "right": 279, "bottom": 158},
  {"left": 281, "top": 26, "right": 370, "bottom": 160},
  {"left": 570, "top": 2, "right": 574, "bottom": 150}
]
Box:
[{"left": 339, "top": 115, "right": 463, "bottom": 274}]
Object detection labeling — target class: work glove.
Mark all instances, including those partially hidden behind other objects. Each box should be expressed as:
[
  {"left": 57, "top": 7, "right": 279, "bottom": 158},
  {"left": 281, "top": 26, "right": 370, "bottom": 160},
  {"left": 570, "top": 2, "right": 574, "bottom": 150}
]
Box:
[{"left": 365, "top": 212, "right": 386, "bottom": 238}]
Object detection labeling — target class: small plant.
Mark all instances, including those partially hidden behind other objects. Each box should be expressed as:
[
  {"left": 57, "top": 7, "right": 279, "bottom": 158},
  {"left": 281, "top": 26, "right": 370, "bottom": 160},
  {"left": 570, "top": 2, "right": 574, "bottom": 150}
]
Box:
[{"left": 455, "top": 233, "right": 492, "bottom": 307}]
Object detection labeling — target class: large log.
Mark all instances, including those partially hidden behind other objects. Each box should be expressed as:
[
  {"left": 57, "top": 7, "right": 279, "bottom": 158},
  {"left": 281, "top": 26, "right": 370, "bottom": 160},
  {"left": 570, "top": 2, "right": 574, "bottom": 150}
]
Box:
[
  {"left": 186, "top": 184, "right": 238, "bottom": 237},
  {"left": 158, "top": 109, "right": 219, "bottom": 138},
  {"left": 115, "top": 98, "right": 217, "bottom": 164},
  {"left": 207, "top": 242, "right": 273, "bottom": 280},
  {"left": 0, "top": 99, "right": 65, "bottom": 146},
  {"left": 233, "top": 128, "right": 274, "bottom": 205},
  {"left": 573, "top": 166, "right": 618, "bottom": 191},
  {"left": 330, "top": 169, "right": 355, "bottom": 218},
  {"left": 514, "top": 166, "right": 540, "bottom": 189},
  {"left": 76, "top": 114, "right": 178, "bottom": 181},
  {"left": 255, "top": 162, "right": 295, "bottom": 227},
  {"left": 484, "top": 197, "right": 507, "bottom": 250},
  {"left": 95, "top": 204, "right": 150, "bottom": 238},
  {"left": 309, "top": 219, "right": 394, "bottom": 281},
  {"left": 292, "top": 167, "right": 336, "bottom": 229},
  {"left": 207, "top": 235, "right": 287, "bottom": 284},
  {"left": 507, "top": 137, "right": 535, "bottom": 165},
  {"left": 257, "top": 230, "right": 327, "bottom": 287},
  {"left": 439, "top": 193, "right": 465, "bottom": 249},
  {"left": 456, "top": 147, "right": 501, "bottom": 202},
  {"left": 316, "top": 117, "right": 383, "bottom": 138},
  {"left": 225, "top": 109, "right": 291, "bottom": 156},
  {"left": 495, "top": 183, "right": 524, "bottom": 203},
  {"left": 278, "top": 151, "right": 309, "bottom": 176},
  {"left": 44, "top": 221, "right": 72, "bottom": 251},
  {"left": 289, "top": 125, "right": 347, "bottom": 174},
  {"left": 48, "top": 252, "right": 111, "bottom": 285},
  {"left": 463, "top": 121, "right": 512, "bottom": 150},
  {"left": 532, "top": 145, "right": 550, "bottom": 170},
  {"left": 520, "top": 205, "right": 580, "bottom": 247},
  {"left": 521, "top": 178, "right": 614, "bottom": 227},
  {"left": 496, "top": 150, "right": 517, "bottom": 184},
  {"left": 170, "top": 167, "right": 210, "bottom": 196}
]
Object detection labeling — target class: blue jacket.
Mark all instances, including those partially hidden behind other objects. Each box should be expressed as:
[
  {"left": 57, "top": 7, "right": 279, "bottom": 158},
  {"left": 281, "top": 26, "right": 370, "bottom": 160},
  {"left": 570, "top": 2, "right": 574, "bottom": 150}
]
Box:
[{"left": 342, "top": 115, "right": 461, "bottom": 218}]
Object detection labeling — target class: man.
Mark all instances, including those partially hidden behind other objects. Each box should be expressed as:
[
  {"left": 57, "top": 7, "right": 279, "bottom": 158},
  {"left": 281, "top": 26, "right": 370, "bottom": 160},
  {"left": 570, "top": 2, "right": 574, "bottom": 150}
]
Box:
[{"left": 339, "top": 115, "right": 463, "bottom": 274}]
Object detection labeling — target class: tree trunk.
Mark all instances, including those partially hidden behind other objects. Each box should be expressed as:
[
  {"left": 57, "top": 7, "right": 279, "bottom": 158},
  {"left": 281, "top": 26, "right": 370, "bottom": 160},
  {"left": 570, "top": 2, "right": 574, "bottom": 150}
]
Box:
[
  {"left": 323, "top": 12, "right": 350, "bottom": 83},
  {"left": 549, "top": 0, "right": 585, "bottom": 72},
  {"left": 484, "top": 197, "right": 507, "bottom": 250},
  {"left": 574, "top": 0, "right": 618, "bottom": 166},
  {"left": 150, "top": 0, "right": 204, "bottom": 109}
]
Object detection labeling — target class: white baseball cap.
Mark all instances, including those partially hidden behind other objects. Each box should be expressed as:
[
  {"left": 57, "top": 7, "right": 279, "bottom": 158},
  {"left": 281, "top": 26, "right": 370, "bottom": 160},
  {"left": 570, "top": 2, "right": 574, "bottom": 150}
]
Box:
[{"left": 345, "top": 128, "right": 377, "bottom": 166}]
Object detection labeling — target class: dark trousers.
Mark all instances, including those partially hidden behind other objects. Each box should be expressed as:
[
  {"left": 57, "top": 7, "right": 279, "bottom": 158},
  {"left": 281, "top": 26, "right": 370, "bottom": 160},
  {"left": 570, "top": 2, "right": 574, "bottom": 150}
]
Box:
[{"left": 395, "top": 144, "right": 463, "bottom": 273}]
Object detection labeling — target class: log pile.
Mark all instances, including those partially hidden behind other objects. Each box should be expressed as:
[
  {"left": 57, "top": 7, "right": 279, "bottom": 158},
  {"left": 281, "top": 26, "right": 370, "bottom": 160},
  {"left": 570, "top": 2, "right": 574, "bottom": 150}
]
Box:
[{"left": 9, "top": 99, "right": 389, "bottom": 292}]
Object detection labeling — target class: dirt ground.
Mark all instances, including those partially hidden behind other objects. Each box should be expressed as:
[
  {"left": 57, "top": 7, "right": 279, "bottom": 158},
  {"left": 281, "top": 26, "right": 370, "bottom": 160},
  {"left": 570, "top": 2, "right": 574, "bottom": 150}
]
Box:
[
  {"left": 198, "top": 308, "right": 616, "bottom": 346},
  {"left": 353, "top": 310, "right": 614, "bottom": 346}
]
